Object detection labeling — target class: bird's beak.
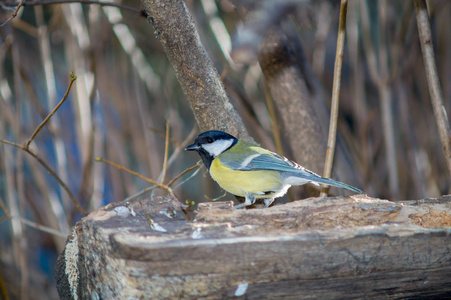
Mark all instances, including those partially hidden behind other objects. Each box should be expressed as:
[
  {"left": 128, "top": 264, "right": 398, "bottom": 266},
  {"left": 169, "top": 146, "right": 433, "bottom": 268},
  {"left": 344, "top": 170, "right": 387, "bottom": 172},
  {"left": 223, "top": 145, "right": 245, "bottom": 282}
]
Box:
[{"left": 185, "top": 143, "right": 200, "bottom": 151}]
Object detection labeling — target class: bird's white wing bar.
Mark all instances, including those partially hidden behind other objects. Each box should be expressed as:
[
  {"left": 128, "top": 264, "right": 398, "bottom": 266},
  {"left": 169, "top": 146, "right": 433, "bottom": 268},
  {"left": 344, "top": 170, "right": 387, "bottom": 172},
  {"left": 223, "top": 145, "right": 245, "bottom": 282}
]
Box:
[
  {"left": 238, "top": 154, "right": 261, "bottom": 170},
  {"left": 234, "top": 152, "right": 321, "bottom": 177}
]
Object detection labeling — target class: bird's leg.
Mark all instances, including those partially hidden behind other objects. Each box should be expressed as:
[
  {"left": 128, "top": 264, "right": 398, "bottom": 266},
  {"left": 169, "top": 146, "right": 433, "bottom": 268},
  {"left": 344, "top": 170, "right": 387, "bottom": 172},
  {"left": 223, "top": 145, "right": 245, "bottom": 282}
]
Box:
[
  {"left": 263, "top": 198, "right": 275, "bottom": 208},
  {"left": 234, "top": 193, "right": 256, "bottom": 209}
]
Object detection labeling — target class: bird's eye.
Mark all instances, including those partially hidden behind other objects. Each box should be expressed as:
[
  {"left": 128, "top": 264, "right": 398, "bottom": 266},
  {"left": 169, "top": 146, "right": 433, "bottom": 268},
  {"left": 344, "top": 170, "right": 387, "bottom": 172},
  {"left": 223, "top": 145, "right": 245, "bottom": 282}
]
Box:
[{"left": 206, "top": 137, "right": 213, "bottom": 143}]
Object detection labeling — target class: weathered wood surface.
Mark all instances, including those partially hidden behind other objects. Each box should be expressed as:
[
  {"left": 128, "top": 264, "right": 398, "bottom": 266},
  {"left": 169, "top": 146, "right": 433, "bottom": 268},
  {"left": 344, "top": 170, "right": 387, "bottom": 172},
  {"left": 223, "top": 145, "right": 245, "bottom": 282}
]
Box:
[{"left": 56, "top": 195, "right": 451, "bottom": 299}]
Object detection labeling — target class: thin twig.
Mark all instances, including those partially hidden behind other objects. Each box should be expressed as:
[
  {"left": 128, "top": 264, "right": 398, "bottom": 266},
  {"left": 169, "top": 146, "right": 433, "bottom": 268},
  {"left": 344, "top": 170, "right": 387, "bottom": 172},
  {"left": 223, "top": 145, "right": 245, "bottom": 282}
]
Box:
[
  {"left": 0, "top": 197, "right": 11, "bottom": 218},
  {"left": 122, "top": 185, "right": 158, "bottom": 203},
  {"left": 167, "top": 161, "right": 202, "bottom": 187},
  {"left": 0, "top": 0, "right": 25, "bottom": 27},
  {"left": 0, "top": 138, "right": 88, "bottom": 215},
  {"left": 413, "top": 0, "right": 451, "bottom": 180},
  {"left": 11, "top": 216, "right": 67, "bottom": 238},
  {"left": 95, "top": 157, "right": 174, "bottom": 196},
  {"left": 165, "top": 126, "right": 198, "bottom": 168},
  {"left": 0, "top": 73, "right": 87, "bottom": 215},
  {"left": 147, "top": 127, "right": 180, "bottom": 148},
  {"left": 122, "top": 161, "right": 203, "bottom": 202},
  {"left": 0, "top": 197, "right": 11, "bottom": 224},
  {"left": 160, "top": 121, "right": 170, "bottom": 184},
  {"left": 171, "top": 163, "right": 203, "bottom": 192},
  {"left": 320, "top": 0, "right": 348, "bottom": 197},
  {"left": 24, "top": 73, "right": 77, "bottom": 150},
  {"left": 154, "top": 125, "right": 198, "bottom": 186},
  {"left": 0, "top": 0, "right": 142, "bottom": 15},
  {"left": 0, "top": 216, "right": 8, "bottom": 224}
]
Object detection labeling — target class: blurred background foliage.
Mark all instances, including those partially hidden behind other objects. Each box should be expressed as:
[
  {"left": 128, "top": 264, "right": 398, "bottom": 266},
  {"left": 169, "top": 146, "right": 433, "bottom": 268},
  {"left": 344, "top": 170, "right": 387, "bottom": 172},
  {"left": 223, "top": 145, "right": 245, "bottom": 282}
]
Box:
[{"left": 0, "top": 0, "right": 450, "bottom": 298}]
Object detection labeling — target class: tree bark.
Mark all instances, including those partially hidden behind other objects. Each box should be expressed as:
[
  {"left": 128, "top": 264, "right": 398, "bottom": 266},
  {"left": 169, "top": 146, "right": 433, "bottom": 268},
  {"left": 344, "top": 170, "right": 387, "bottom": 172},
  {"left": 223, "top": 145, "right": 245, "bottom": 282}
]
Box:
[
  {"left": 140, "top": 0, "right": 251, "bottom": 141},
  {"left": 56, "top": 195, "right": 451, "bottom": 299},
  {"left": 258, "top": 27, "right": 328, "bottom": 176}
]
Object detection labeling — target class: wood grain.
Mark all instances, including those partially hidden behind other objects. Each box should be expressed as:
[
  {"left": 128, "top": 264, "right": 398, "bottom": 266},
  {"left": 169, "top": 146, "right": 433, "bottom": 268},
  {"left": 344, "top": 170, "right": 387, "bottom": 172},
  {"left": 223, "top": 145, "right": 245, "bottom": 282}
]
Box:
[{"left": 56, "top": 195, "right": 451, "bottom": 299}]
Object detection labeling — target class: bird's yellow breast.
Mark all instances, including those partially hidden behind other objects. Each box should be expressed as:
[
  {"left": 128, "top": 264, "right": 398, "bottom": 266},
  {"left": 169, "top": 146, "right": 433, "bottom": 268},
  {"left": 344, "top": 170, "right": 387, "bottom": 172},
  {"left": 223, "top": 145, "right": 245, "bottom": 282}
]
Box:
[{"left": 210, "top": 157, "right": 282, "bottom": 198}]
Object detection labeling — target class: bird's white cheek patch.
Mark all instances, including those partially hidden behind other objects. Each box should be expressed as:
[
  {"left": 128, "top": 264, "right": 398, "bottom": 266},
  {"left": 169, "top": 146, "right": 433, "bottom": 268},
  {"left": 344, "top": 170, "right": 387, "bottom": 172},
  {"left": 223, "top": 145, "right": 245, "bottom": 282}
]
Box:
[{"left": 202, "top": 139, "right": 234, "bottom": 157}]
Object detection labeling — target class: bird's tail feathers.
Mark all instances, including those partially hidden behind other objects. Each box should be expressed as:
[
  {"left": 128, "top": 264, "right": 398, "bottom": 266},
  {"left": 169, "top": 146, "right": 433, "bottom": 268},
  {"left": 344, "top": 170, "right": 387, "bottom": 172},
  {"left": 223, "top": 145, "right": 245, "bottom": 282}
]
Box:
[
  {"left": 312, "top": 177, "right": 363, "bottom": 194},
  {"left": 283, "top": 171, "right": 364, "bottom": 194}
]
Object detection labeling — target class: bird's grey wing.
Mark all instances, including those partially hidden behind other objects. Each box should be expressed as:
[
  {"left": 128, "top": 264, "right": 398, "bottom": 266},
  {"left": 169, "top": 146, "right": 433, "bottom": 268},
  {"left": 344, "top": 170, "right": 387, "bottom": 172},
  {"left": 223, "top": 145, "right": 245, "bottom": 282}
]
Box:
[
  {"left": 222, "top": 152, "right": 320, "bottom": 179},
  {"left": 220, "top": 152, "right": 363, "bottom": 193}
]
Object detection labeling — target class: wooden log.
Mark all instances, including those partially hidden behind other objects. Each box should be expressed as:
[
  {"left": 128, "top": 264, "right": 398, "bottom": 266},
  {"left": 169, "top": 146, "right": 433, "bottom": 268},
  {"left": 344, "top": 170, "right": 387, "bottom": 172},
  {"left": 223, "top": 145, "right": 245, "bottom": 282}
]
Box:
[{"left": 56, "top": 195, "right": 451, "bottom": 299}]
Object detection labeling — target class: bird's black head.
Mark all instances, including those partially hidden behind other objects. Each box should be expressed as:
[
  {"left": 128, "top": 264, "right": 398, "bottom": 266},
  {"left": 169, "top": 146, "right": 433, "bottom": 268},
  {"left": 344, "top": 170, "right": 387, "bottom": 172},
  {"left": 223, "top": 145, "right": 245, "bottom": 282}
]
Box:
[{"left": 185, "top": 130, "right": 238, "bottom": 169}]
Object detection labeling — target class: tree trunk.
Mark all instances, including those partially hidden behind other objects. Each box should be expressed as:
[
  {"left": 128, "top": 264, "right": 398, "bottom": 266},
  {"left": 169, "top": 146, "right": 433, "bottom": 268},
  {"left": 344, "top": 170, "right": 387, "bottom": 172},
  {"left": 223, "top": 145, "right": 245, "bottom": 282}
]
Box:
[{"left": 141, "top": 0, "right": 251, "bottom": 142}]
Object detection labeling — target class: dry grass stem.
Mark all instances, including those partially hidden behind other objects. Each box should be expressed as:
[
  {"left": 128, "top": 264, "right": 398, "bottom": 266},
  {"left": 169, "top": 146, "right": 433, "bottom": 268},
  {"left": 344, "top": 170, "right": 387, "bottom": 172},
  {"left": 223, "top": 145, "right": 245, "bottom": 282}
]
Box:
[
  {"left": 320, "top": 0, "right": 348, "bottom": 197},
  {"left": 160, "top": 121, "right": 170, "bottom": 184},
  {"left": 414, "top": 0, "right": 451, "bottom": 179}
]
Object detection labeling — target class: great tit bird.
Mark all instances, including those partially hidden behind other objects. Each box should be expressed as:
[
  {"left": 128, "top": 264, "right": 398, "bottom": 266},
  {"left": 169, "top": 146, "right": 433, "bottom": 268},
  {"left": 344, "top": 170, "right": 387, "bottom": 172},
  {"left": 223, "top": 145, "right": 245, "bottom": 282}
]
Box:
[{"left": 185, "top": 130, "right": 363, "bottom": 208}]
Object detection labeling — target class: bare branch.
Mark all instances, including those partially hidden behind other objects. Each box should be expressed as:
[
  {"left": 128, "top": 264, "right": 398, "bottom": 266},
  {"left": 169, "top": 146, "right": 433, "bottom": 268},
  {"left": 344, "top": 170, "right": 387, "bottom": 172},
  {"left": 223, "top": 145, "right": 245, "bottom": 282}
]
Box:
[
  {"left": 0, "top": 139, "right": 88, "bottom": 215},
  {"left": 0, "top": 0, "right": 142, "bottom": 16},
  {"left": 24, "top": 73, "right": 77, "bottom": 150},
  {"left": 167, "top": 161, "right": 202, "bottom": 188},
  {"left": 95, "top": 157, "right": 175, "bottom": 197},
  {"left": 141, "top": 0, "right": 251, "bottom": 141},
  {"left": 0, "top": 0, "right": 25, "bottom": 27}
]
